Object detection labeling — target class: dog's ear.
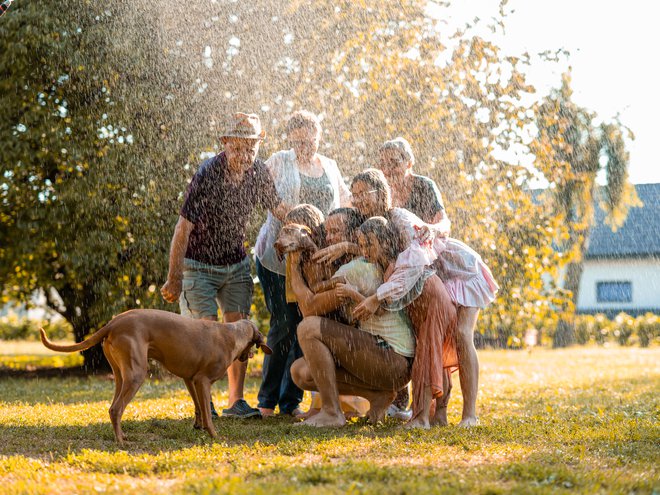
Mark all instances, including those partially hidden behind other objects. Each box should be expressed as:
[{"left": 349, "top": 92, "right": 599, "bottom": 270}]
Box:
[
  {"left": 299, "top": 230, "right": 317, "bottom": 252},
  {"left": 256, "top": 331, "right": 273, "bottom": 355},
  {"left": 251, "top": 322, "right": 273, "bottom": 355},
  {"left": 312, "top": 224, "right": 326, "bottom": 248}
]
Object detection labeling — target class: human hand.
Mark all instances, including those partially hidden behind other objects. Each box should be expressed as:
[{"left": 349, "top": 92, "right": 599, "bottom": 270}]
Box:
[
  {"left": 414, "top": 225, "right": 434, "bottom": 244},
  {"left": 312, "top": 243, "right": 348, "bottom": 264},
  {"left": 352, "top": 294, "right": 380, "bottom": 320},
  {"left": 336, "top": 282, "right": 359, "bottom": 300},
  {"left": 160, "top": 278, "right": 182, "bottom": 303},
  {"left": 312, "top": 276, "right": 347, "bottom": 294}
]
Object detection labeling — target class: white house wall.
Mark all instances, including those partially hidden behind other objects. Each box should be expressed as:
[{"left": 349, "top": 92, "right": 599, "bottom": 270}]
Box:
[{"left": 577, "top": 258, "right": 660, "bottom": 313}]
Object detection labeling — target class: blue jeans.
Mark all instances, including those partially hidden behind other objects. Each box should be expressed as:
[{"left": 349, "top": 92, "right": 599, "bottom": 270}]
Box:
[{"left": 256, "top": 258, "right": 303, "bottom": 414}]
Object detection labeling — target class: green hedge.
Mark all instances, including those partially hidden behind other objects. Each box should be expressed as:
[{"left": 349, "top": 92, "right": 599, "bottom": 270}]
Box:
[
  {"left": 3, "top": 305, "right": 659, "bottom": 349},
  {"left": 574, "top": 312, "right": 660, "bottom": 347},
  {"left": 0, "top": 312, "right": 72, "bottom": 341}
]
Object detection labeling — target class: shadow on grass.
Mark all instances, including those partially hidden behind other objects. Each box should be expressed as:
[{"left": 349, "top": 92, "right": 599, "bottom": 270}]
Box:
[
  {"left": 0, "top": 365, "right": 95, "bottom": 379},
  {"left": 0, "top": 369, "right": 198, "bottom": 405},
  {"left": 0, "top": 414, "right": 407, "bottom": 457}
]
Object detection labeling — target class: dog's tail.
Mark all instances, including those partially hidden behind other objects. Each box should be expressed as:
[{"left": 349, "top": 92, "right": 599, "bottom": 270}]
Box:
[{"left": 40, "top": 325, "right": 111, "bottom": 353}]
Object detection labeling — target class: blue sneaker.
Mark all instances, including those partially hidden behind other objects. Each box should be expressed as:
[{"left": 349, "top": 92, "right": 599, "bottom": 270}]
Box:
[{"left": 222, "top": 399, "right": 262, "bottom": 418}]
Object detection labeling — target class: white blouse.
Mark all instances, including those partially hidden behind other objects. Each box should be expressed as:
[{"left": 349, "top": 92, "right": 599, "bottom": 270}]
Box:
[{"left": 255, "top": 149, "right": 351, "bottom": 275}]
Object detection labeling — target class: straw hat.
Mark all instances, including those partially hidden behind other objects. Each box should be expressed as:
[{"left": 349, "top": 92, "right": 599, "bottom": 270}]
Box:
[{"left": 221, "top": 112, "right": 266, "bottom": 140}]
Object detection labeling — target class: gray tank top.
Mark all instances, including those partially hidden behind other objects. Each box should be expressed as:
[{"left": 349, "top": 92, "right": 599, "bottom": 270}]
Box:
[{"left": 299, "top": 170, "right": 334, "bottom": 215}]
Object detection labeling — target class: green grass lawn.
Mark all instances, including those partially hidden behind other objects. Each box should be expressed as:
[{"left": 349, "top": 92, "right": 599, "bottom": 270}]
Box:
[{"left": 0, "top": 345, "right": 658, "bottom": 494}]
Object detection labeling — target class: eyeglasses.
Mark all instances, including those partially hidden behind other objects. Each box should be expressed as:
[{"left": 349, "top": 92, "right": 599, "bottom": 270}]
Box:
[
  {"left": 352, "top": 189, "right": 378, "bottom": 200},
  {"left": 289, "top": 139, "right": 318, "bottom": 148},
  {"left": 379, "top": 158, "right": 405, "bottom": 169}
]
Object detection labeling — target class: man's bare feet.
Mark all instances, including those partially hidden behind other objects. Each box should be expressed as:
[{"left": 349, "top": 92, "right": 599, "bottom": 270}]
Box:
[
  {"left": 259, "top": 407, "right": 275, "bottom": 418},
  {"left": 299, "top": 409, "right": 346, "bottom": 427},
  {"left": 458, "top": 416, "right": 479, "bottom": 427}
]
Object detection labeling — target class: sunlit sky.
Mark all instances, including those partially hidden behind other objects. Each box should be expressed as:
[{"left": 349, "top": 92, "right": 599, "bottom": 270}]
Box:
[{"left": 441, "top": 0, "right": 658, "bottom": 185}]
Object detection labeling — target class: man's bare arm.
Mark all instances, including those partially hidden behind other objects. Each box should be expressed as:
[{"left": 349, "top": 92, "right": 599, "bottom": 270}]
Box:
[{"left": 161, "top": 216, "right": 194, "bottom": 303}]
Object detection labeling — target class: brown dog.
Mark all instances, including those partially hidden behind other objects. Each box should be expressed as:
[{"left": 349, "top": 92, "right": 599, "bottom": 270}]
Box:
[
  {"left": 274, "top": 223, "right": 335, "bottom": 292},
  {"left": 40, "top": 309, "right": 271, "bottom": 443}
]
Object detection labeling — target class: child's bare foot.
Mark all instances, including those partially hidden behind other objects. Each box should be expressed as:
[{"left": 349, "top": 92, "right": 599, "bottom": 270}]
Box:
[
  {"left": 403, "top": 417, "right": 430, "bottom": 429},
  {"left": 298, "top": 410, "right": 346, "bottom": 428},
  {"left": 458, "top": 416, "right": 479, "bottom": 427},
  {"left": 259, "top": 408, "right": 275, "bottom": 418},
  {"left": 431, "top": 406, "right": 448, "bottom": 426}
]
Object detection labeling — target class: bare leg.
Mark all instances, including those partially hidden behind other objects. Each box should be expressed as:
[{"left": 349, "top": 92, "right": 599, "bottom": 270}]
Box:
[
  {"left": 333, "top": 369, "right": 395, "bottom": 424},
  {"left": 298, "top": 391, "right": 321, "bottom": 419},
  {"left": 456, "top": 306, "right": 480, "bottom": 427},
  {"left": 295, "top": 319, "right": 345, "bottom": 427},
  {"left": 223, "top": 312, "right": 250, "bottom": 407},
  {"left": 431, "top": 369, "right": 452, "bottom": 426},
  {"left": 292, "top": 359, "right": 394, "bottom": 425},
  {"left": 405, "top": 386, "right": 432, "bottom": 429},
  {"left": 294, "top": 317, "right": 410, "bottom": 427}
]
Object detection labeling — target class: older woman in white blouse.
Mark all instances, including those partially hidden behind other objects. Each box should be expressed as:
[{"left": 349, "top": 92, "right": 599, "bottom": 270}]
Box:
[{"left": 254, "top": 110, "right": 351, "bottom": 418}]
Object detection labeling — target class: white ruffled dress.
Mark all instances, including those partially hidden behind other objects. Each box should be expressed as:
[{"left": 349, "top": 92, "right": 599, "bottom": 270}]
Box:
[{"left": 376, "top": 208, "right": 499, "bottom": 309}]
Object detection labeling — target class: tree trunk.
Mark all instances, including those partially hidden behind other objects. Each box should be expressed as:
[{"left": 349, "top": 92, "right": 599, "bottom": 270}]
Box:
[
  {"left": 54, "top": 284, "right": 110, "bottom": 373},
  {"left": 553, "top": 259, "right": 584, "bottom": 348},
  {"left": 71, "top": 318, "right": 111, "bottom": 374},
  {"left": 82, "top": 347, "right": 110, "bottom": 373}
]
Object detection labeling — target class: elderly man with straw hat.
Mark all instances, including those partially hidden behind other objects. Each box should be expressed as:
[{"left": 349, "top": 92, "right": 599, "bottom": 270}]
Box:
[{"left": 162, "top": 112, "right": 289, "bottom": 419}]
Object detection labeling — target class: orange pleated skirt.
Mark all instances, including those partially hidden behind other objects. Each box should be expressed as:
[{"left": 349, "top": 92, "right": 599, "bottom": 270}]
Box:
[{"left": 405, "top": 273, "right": 459, "bottom": 416}]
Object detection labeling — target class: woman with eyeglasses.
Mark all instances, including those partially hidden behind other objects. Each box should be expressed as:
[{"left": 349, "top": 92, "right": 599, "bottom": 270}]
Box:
[
  {"left": 375, "top": 137, "right": 450, "bottom": 419},
  {"left": 254, "top": 110, "right": 351, "bottom": 419},
  {"left": 376, "top": 138, "right": 497, "bottom": 427},
  {"left": 377, "top": 137, "right": 450, "bottom": 229}
]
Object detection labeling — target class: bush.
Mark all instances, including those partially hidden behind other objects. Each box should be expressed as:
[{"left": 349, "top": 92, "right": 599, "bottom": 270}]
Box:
[
  {"left": 575, "top": 315, "right": 595, "bottom": 345},
  {"left": 636, "top": 313, "right": 660, "bottom": 347},
  {"left": 613, "top": 313, "right": 635, "bottom": 346},
  {"left": 573, "top": 312, "right": 660, "bottom": 347},
  {"left": 0, "top": 311, "right": 72, "bottom": 341},
  {"left": 592, "top": 314, "right": 612, "bottom": 345}
]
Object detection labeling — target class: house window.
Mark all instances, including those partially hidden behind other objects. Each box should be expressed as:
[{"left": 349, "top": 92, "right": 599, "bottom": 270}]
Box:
[{"left": 596, "top": 281, "right": 632, "bottom": 303}]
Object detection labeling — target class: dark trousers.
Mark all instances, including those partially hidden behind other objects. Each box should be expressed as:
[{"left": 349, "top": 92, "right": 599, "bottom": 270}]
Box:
[{"left": 256, "top": 258, "right": 304, "bottom": 414}]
